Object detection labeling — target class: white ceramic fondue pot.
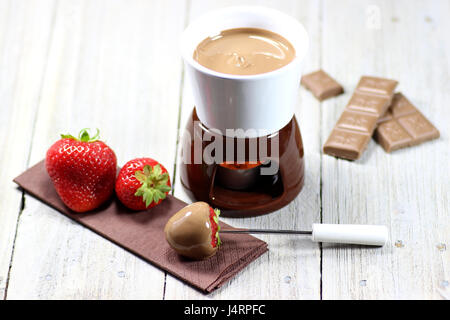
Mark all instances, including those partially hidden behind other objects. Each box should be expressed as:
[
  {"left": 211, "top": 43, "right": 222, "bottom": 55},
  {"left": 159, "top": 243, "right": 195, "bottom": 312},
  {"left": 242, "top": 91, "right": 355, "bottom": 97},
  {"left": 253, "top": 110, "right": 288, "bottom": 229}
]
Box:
[{"left": 180, "top": 6, "right": 309, "bottom": 138}]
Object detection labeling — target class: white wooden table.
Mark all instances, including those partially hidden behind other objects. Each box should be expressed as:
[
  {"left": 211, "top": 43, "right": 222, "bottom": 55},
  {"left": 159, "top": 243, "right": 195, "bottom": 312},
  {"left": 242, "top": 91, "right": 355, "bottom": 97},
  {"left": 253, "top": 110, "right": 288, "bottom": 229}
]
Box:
[{"left": 0, "top": 0, "right": 448, "bottom": 300}]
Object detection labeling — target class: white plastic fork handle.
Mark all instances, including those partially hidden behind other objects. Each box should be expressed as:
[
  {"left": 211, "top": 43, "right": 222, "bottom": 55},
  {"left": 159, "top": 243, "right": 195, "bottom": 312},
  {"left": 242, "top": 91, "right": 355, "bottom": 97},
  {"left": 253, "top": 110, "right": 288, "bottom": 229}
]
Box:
[{"left": 311, "top": 224, "right": 389, "bottom": 246}]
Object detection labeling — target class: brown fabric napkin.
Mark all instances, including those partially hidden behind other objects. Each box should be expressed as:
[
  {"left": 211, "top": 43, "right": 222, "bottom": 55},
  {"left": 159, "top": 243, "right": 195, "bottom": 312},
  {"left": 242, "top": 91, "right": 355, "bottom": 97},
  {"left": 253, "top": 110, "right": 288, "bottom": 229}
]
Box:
[{"left": 13, "top": 160, "right": 268, "bottom": 293}]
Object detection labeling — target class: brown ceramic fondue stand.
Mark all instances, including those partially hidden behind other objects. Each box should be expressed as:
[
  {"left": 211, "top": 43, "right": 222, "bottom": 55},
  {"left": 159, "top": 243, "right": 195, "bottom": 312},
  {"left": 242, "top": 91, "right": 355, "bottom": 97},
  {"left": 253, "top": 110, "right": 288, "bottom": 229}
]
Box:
[{"left": 180, "top": 109, "right": 304, "bottom": 217}]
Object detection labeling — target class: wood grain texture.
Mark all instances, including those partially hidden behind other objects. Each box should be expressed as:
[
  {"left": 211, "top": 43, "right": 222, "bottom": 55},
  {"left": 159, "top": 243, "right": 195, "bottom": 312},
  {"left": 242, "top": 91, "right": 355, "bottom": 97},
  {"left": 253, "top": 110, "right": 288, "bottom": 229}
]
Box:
[
  {"left": 0, "top": 0, "right": 57, "bottom": 299},
  {"left": 5, "top": 0, "right": 186, "bottom": 299},
  {"left": 165, "top": 0, "right": 322, "bottom": 299},
  {"left": 320, "top": 0, "right": 449, "bottom": 299}
]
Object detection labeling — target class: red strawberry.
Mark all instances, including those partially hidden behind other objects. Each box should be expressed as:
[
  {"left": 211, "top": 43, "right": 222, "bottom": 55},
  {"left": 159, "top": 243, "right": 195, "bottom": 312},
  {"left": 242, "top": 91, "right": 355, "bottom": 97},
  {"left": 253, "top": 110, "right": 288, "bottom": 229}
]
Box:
[
  {"left": 164, "top": 202, "right": 221, "bottom": 260},
  {"left": 115, "top": 158, "right": 171, "bottom": 211},
  {"left": 46, "top": 129, "right": 117, "bottom": 212},
  {"left": 209, "top": 206, "right": 221, "bottom": 248}
]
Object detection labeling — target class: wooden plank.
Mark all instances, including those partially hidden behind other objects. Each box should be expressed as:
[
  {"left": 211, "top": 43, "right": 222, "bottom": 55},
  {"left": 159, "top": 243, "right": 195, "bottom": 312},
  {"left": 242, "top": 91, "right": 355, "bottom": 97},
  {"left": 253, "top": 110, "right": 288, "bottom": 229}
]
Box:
[
  {"left": 6, "top": 0, "right": 187, "bottom": 299},
  {"left": 165, "top": 0, "right": 323, "bottom": 299},
  {"left": 0, "top": 0, "right": 57, "bottom": 299},
  {"left": 321, "top": 0, "right": 449, "bottom": 299}
]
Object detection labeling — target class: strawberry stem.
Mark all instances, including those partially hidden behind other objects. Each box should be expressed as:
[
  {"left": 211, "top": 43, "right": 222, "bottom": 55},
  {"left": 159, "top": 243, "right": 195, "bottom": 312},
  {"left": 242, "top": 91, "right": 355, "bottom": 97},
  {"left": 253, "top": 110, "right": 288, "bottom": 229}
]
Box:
[
  {"left": 61, "top": 128, "right": 100, "bottom": 142},
  {"left": 134, "top": 164, "right": 171, "bottom": 207},
  {"left": 214, "top": 208, "right": 222, "bottom": 246},
  {"left": 210, "top": 208, "right": 221, "bottom": 247}
]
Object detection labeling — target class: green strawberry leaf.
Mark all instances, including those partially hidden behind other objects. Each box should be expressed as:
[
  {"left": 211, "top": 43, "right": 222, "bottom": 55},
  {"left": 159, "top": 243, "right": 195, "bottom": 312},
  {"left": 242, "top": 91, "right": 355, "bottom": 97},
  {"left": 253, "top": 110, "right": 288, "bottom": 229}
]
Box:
[
  {"left": 60, "top": 134, "right": 78, "bottom": 140},
  {"left": 159, "top": 185, "right": 171, "bottom": 193},
  {"left": 60, "top": 128, "right": 100, "bottom": 143},
  {"left": 212, "top": 208, "right": 221, "bottom": 246},
  {"left": 135, "top": 171, "right": 147, "bottom": 183},
  {"left": 79, "top": 129, "right": 90, "bottom": 142},
  {"left": 134, "top": 164, "right": 171, "bottom": 208}
]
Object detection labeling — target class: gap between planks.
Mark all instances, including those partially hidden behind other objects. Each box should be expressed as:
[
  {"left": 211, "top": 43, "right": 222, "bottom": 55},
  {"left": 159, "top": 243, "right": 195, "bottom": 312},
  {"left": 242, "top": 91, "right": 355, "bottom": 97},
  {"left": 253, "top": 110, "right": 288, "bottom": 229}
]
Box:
[{"left": 318, "top": 0, "right": 324, "bottom": 301}]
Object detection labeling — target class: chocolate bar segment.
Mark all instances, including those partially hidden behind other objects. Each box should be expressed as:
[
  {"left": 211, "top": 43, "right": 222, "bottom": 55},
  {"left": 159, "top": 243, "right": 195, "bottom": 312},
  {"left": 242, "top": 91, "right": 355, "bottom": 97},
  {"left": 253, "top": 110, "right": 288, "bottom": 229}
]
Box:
[
  {"left": 301, "top": 70, "right": 344, "bottom": 101},
  {"left": 347, "top": 92, "right": 392, "bottom": 115},
  {"left": 336, "top": 110, "right": 378, "bottom": 134},
  {"left": 323, "top": 76, "right": 398, "bottom": 160},
  {"left": 355, "top": 76, "right": 398, "bottom": 97},
  {"left": 374, "top": 93, "right": 439, "bottom": 152},
  {"left": 323, "top": 128, "right": 371, "bottom": 160}
]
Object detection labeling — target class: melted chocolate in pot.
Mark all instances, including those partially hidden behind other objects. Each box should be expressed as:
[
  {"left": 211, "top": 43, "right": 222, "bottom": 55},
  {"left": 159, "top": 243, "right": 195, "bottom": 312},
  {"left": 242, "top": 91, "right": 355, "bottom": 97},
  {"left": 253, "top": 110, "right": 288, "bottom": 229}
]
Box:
[{"left": 194, "top": 28, "right": 295, "bottom": 75}]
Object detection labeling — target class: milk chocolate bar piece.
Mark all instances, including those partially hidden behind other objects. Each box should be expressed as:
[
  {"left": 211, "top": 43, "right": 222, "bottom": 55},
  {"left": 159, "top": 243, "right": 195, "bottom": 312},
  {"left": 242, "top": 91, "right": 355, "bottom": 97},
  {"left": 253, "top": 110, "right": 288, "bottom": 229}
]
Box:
[
  {"left": 323, "top": 76, "right": 398, "bottom": 160},
  {"left": 374, "top": 93, "right": 440, "bottom": 152},
  {"left": 301, "top": 70, "right": 344, "bottom": 101},
  {"left": 355, "top": 76, "right": 398, "bottom": 98}
]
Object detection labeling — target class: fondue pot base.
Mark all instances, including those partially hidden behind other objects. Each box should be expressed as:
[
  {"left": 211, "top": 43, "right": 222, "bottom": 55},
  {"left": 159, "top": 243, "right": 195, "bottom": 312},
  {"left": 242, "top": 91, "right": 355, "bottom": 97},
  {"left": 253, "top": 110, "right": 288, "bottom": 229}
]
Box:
[{"left": 179, "top": 108, "right": 305, "bottom": 217}]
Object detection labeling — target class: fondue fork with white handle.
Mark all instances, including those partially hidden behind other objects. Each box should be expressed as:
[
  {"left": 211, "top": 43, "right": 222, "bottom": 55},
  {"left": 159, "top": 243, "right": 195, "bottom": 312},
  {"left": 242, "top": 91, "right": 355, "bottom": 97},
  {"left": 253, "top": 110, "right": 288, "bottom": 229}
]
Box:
[{"left": 221, "top": 224, "right": 389, "bottom": 246}]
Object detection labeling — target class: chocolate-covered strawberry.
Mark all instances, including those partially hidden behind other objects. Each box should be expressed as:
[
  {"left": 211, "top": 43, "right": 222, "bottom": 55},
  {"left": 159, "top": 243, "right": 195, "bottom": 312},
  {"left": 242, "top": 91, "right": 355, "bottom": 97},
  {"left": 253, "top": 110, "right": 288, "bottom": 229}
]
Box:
[
  {"left": 164, "top": 202, "right": 221, "bottom": 260},
  {"left": 46, "top": 129, "right": 117, "bottom": 212},
  {"left": 115, "top": 158, "right": 171, "bottom": 211}
]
